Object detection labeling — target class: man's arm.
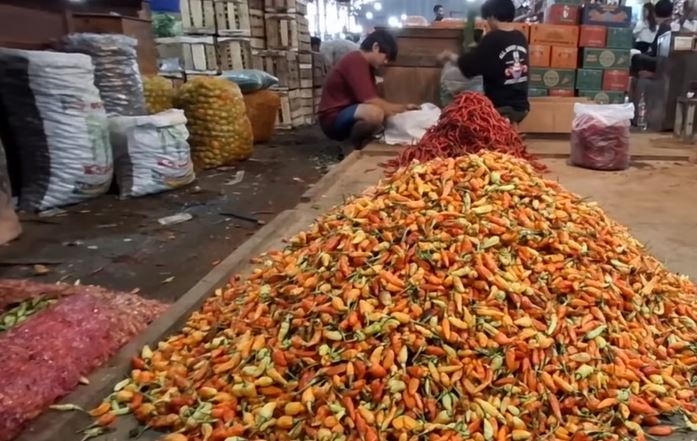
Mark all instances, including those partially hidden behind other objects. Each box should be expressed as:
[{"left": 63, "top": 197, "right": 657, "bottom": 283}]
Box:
[{"left": 365, "top": 97, "right": 412, "bottom": 117}]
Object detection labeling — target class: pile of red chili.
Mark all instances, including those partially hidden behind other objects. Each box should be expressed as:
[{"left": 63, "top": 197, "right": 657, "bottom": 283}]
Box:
[{"left": 383, "top": 93, "right": 545, "bottom": 173}]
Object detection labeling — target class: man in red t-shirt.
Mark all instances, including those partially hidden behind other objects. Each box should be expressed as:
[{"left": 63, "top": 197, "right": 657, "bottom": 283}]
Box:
[{"left": 318, "top": 30, "right": 417, "bottom": 149}]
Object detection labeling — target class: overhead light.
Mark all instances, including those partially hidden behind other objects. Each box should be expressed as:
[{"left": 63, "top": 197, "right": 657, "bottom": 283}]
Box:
[
  {"left": 365, "top": 11, "right": 374, "bottom": 19},
  {"left": 374, "top": 2, "right": 383, "bottom": 11},
  {"left": 400, "top": 13, "right": 407, "bottom": 20},
  {"left": 354, "top": 24, "right": 364, "bottom": 33},
  {"left": 387, "top": 15, "right": 399, "bottom": 27}
]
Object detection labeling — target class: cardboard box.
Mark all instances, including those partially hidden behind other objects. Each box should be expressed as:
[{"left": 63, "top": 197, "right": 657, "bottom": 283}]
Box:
[
  {"left": 579, "top": 25, "right": 607, "bottom": 48},
  {"left": 602, "top": 69, "right": 630, "bottom": 91},
  {"left": 519, "top": 96, "right": 591, "bottom": 133},
  {"left": 606, "top": 27, "right": 633, "bottom": 49},
  {"left": 544, "top": 4, "right": 580, "bottom": 25},
  {"left": 529, "top": 44, "right": 551, "bottom": 67},
  {"left": 581, "top": 4, "right": 632, "bottom": 28},
  {"left": 577, "top": 90, "right": 626, "bottom": 104},
  {"left": 528, "top": 88, "right": 549, "bottom": 97},
  {"left": 530, "top": 24, "right": 579, "bottom": 47},
  {"left": 529, "top": 67, "right": 576, "bottom": 89},
  {"left": 477, "top": 22, "right": 530, "bottom": 40},
  {"left": 551, "top": 46, "right": 578, "bottom": 69},
  {"left": 549, "top": 88, "right": 575, "bottom": 97},
  {"left": 581, "top": 48, "right": 631, "bottom": 69},
  {"left": 575, "top": 68, "right": 603, "bottom": 90}
]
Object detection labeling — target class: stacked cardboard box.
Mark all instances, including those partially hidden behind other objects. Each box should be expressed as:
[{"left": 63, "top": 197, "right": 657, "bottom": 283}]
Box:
[
  {"left": 576, "top": 6, "right": 633, "bottom": 104},
  {"left": 527, "top": 2, "right": 632, "bottom": 103}
]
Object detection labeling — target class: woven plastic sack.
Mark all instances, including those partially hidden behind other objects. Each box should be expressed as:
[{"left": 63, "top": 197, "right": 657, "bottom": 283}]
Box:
[
  {"left": 570, "top": 103, "right": 634, "bottom": 171},
  {"left": 440, "top": 61, "right": 483, "bottom": 107},
  {"left": 174, "top": 77, "right": 253, "bottom": 169},
  {"left": 0, "top": 140, "right": 20, "bottom": 245},
  {"left": 109, "top": 109, "right": 195, "bottom": 198},
  {"left": 0, "top": 49, "right": 112, "bottom": 211},
  {"left": 143, "top": 76, "right": 174, "bottom": 114},
  {"left": 61, "top": 33, "right": 146, "bottom": 116},
  {"left": 243, "top": 90, "right": 281, "bottom": 143},
  {"left": 320, "top": 39, "right": 359, "bottom": 66},
  {"left": 222, "top": 70, "right": 279, "bottom": 93}
]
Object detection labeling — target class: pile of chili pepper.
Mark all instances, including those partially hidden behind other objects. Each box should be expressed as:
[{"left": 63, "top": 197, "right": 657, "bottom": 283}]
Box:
[
  {"left": 384, "top": 93, "right": 545, "bottom": 174},
  {"left": 87, "top": 153, "right": 697, "bottom": 441}
]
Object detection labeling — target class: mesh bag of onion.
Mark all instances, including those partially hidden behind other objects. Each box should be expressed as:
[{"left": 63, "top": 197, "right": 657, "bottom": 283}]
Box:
[{"left": 570, "top": 103, "right": 634, "bottom": 171}]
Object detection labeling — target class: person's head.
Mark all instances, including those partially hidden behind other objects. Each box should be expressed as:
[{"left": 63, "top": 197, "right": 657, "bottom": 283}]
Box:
[
  {"left": 434, "top": 4, "right": 445, "bottom": 19},
  {"left": 642, "top": 3, "right": 657, "bottom": 31},
  {"left": 310, "top": 36, "right": 321, "bottom": 52},
  {"left": 360, "top": 30, "right": 398, "bottom": 68},
  {"left": 654, "top": 0, "right": 674, "bottom": 21},
  {"left": 481, "top": 0, "right": 516, "bottom": 29}
]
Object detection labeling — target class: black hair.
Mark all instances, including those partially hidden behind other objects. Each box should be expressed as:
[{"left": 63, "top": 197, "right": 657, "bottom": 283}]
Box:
[
  {"left": 434, "top": 4, "right": 444, "bottom": 13},
  {"left": 360, "top": 30, "right": 398, "bottom": 61},
  {"left": 310, "top": 36, "right": 321, "bottom": 46},
  {"left": 643, "top": 3, "right": 657, "bottom": 32},
  {"left": 481, "top": 0, "right": 516, "bottom": 22},
  {"left": 654, "top": 0, "right": 673, "bottom": 19}
]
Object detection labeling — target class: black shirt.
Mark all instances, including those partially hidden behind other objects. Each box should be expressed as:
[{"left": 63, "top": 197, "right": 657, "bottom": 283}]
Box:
[
  {"left": 649, "top": 22, "right": 672, "bottom": 56},
  {"left": 457, "top": 29, "right": 529, "bottom": 112}
]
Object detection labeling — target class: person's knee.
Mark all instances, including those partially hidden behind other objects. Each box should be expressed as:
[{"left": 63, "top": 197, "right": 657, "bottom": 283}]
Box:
[{"left": 358, "top": 104, "right": 385, "bottom": 126}]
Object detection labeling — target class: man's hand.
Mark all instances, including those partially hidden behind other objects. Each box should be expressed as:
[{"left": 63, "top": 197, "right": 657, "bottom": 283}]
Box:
[
  {"left": 406, "top": 104, "right": 420, "bottom": 111},
  {"left": 437, "top": 50, "right": 458, "bottom": 66}
]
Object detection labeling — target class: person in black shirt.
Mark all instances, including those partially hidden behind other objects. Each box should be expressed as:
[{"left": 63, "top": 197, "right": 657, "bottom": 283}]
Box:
[
  {"left": 434, "top": 4, "right": 445, "bottom": 22},
  {"left": 440, "top": 0, "right": 529, "bottom": 124}
]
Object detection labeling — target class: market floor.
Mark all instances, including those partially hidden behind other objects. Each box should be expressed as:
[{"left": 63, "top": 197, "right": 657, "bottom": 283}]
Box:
[{"left": 0, "top": 126, "right": 341, "bottom": 303}]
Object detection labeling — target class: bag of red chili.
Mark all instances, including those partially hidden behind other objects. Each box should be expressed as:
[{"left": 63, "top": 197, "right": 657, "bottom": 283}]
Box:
[{"left": 570, "top": 103, "right": 635, "bottom": 171}]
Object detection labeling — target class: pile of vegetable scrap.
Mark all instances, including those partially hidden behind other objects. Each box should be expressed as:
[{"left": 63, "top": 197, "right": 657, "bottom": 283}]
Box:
[
  {"left": 0, "top": 280, "right": 167, "bottom": 441},
  {"left": 91, "top": 152, "right": 697, "bottom": 441},
  {"left": 384, "top": 93, "right": 545, "bottom": 174}
]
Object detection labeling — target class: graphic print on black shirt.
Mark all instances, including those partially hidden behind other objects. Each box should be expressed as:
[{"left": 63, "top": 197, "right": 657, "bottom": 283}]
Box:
[{"left": 457, "top": 29, "right": 530, "bottom": 112}]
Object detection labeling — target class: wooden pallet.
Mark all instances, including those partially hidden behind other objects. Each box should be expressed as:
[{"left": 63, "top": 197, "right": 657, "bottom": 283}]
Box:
[
  {"left": 249, "top": 8, "right": 265, "bottom": 49},
  {"left": 252, "top": 49, "right": 299, "bottom": 89},
  {"left": 181, "top": 0, "right": 217, "bottom": 34},
  {"left": 296, "top": 0, "right": 307, "bottom": 15},
  {"left": 264, "top": 0, "right": 296, "bottom": 13},
  {"left": 217, "top": 37, "right": 252, "bottom": 71},
  {"left": 275, "top": 89, "right": 293, "bottom": 129},
  {"left": 296, "top": 14, "right": 311, "bottom": 52},
  {"left": 215, "top": 0, "right": 251, "bottom": 36},
  {"left": 298, "top": 51, "right": 312, "bottom": 89},
  {"left": 313, "top": 87, "right": 322, "bottom": 116},
  {"left": 265, "top": 13, "right": 298, "bottom": 50},
  {"left": 157, "top": 36, "right": 219, "bottom": 74},
  {"left": 312, "top": 50, "right": 328, "bottom": 88}
]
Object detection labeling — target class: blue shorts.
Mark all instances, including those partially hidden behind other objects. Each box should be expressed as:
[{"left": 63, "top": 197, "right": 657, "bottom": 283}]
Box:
[{"left": 332, "top": 104, "right": 359, "bottom": 140}]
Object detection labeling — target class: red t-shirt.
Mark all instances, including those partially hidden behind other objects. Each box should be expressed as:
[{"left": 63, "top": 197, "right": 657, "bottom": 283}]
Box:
[{"left": 318, "top": 51, "right": 378, "bottom": 135}]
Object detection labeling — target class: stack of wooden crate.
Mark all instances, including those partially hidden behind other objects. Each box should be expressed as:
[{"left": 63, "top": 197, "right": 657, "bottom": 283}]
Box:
[{"left": 159, "top": 0, "right": 253, "bottom": 76}]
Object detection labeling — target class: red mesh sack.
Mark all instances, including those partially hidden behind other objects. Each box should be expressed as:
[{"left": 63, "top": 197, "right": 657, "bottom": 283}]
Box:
[{"left": 570, "top": 103, "right": 634, "bottom": 171}]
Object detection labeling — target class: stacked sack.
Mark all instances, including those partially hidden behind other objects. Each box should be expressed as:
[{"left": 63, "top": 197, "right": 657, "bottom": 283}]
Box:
[{"left": 174, "top": 77, "right": 253, "bottom": 169}]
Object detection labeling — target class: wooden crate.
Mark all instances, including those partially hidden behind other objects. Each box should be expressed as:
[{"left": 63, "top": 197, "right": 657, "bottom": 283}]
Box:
[
  {"left": 248, "top": 0, "right": 264, "bottom": 9},
  {"left": 252, "top": 50, "right": 299, "bottom": 89},
  {"left": 296, "top": 14, "right": 311, "bottom": 52},
  {"left": 298, "top": 51, "right": 312, "bottom": 88},
  {"left": 157, "top": 36, "right": 219, "bottom": 74},
  {"left": 249, "top": 8, "right": 266, "bottom": 49},
  {"left": 313, "top": 87, "right": 322, "bottom": 116},
  {"left": 289, "top": 88, "right": 310, "bottom": 127},
  {"left": 264, "top": 0, "right": 296, "bottom": 13},
  {"left": 312, "top": 51, "right": 328, "bottom": 88},
  {"left": 275, "top": 90, "right": 293, "bottom": 129},
  {"left": 296, "top": 0, "right": 307, "bottom": 15},
  {"left": 215, "top": 0, "right": 251, "bottom": 36},
  {"left": 265, "top": 13, "right": 297, "bottom": 50},
  {"left": 181, "top": 0, "right": 217, "bottom": 34},
  {"left": 217, "top": 37, "right": 252, "bottom": 70}
]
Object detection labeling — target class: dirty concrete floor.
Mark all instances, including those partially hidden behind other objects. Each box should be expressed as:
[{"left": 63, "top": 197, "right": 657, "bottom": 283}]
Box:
[{"left": 0, "top": 126, "right": 340, "bottom": 303}]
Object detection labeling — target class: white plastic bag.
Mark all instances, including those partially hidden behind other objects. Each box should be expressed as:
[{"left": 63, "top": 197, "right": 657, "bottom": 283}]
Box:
[
  {"left": 385, "top": 104, "right": 441, "bottom": 145},
  {"left": 109, "top": 109, "right": 195, "bottom": 198},
  {"left": 570, "top": 103, "right": 634, "bottom": 171},
  {"left": 0, "top": 49, "right": 113, "bottom": 211}
]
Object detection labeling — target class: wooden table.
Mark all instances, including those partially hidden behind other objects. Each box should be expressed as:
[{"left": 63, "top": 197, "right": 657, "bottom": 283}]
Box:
[{"left": 378, "top": 27, "right": 464, "bottom": 105}]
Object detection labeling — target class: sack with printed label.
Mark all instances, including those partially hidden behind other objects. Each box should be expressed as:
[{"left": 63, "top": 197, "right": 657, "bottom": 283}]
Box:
[
  {"left": 109, "top": 109, "right": 195, "bottom": 198},
  {"left": 0, "top": 49, "right": 113, "bottom": 211}
]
